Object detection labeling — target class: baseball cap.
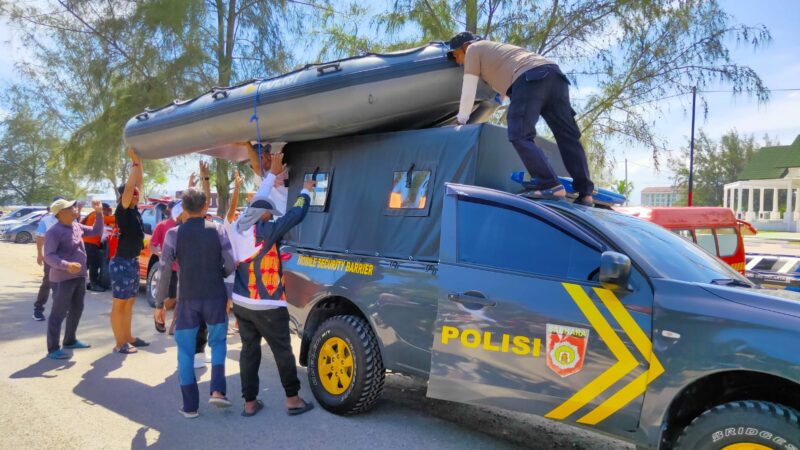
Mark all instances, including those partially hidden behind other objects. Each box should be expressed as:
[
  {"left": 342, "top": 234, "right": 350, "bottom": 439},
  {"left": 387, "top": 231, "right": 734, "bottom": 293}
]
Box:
[
  {"left": 50, "top": 199, "right": 77, "bottom": 216},
  {"left": 448, "top": 31, "right": 481, "bottom": 51},
  {"left": 236, "top": 199, "right": 277, "bottom": 233}
]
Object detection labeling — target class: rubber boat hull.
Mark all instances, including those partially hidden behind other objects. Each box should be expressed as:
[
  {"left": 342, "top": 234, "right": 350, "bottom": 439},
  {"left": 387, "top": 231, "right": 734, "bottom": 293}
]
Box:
[{"left": 124, "top": 43, "right": 498, "bottom": 160}]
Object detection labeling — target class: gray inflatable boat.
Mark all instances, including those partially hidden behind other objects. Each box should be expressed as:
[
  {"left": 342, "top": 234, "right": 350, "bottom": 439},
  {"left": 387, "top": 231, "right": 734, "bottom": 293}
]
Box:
[{"left": 124, "top": 42, "right": 498, "bottom": 160}]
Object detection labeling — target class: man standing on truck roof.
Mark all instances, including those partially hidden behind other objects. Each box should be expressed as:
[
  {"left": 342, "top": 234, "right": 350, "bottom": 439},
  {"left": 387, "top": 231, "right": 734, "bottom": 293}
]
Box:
[
  {"left": 449, "top": 31, "right": 595, "bottom": 206},
  {"left": 228, "top": 143, "right": 316, "bottom": 417}
]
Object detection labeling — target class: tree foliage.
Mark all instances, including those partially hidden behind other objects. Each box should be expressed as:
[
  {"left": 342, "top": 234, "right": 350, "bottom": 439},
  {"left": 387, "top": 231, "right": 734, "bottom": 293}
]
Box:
[
  {"left": 0, "top": 87, "right": 81, "bottom": 204},
  {"left": 668, "top": 129, "right": 764, "bottom": 206}
]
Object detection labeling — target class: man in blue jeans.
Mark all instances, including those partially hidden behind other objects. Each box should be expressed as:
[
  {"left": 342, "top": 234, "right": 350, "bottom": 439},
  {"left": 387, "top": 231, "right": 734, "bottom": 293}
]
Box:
[
  {"left": 155, "top": 189, "right": 235, "bottom": 418},
  {"left": 449, "top": 31, "right": 595, "bottom": 206}
]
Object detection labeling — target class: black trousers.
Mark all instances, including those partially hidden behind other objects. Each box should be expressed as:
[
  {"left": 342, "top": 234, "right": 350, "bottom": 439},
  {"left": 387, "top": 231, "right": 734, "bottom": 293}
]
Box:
[
  {"left": 506, "top": 65, "right": 595, "bottom": 196},
  {"left": 232, "top": 305, "right": 300, "bottom": 401},
  {"left": 35, "top": 263, "right": 51, "bottom": 313},
  {"left": 85, "top": 244, "right": 101, "bottom": 287},
  {"left": 47, "top": 277, "right": 86, "bottom": 353}
]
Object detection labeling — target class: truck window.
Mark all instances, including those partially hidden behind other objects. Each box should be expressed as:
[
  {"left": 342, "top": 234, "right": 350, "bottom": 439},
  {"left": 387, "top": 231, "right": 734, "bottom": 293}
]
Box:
[
  {"left": 303, "top": 172, "right": 331, "bottom": 208},
  {"left": 715, "top": 227, "right": 739, "bottom": 257},
  {"left": 672, "top": 228, "right": 694, "bottom": 242},
  {"left": 457, "top": 199, "right": 600, "bottom": 281},
  {"left": 695, "top": 227, "right": 717, "bottom": 255},
  {"left": 752, "top": 257, "right": 780, "bottom": 272},
  {"left": 389, "top": 170, "right": 430, "bottom": 210}
]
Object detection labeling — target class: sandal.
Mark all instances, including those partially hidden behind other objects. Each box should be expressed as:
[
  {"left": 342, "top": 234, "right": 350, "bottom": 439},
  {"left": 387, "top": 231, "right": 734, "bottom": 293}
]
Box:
[
  {"left": 287, "top": 399, "right": 315, "bottom": 416},
  {"left": 116, "top": 343, "right": 138, "bottom": 354},
  {"left": 209, "top": 396, "right": 233, "bottom": 409},
  {"left": 524, "top": 184, "right": 566, "bottom": 200},
  {"left": 154, "top": 317, "right": 166, "bottom": 333},
  {"left": 130, "top": 337, "right": 150, "bottom": 347},
  {"left": 574, "top": 195, "right": 594, "bottom": 207},
  {"left": 242, "top": 400, "right": 264, "bottom": 417}
]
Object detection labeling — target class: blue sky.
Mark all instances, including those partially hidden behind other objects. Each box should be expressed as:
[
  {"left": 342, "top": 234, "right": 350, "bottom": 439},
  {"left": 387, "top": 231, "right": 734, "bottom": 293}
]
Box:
[{"left": 1, "top": 1, "right": 799, "bottom": 204}]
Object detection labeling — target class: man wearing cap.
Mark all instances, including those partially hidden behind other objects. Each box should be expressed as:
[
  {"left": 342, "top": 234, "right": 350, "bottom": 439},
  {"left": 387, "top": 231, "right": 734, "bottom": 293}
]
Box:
[
  {"left": 229, "top": 143, "right": 315, "bottom": 417},
  {"left": 33, "top": 197, "right": 63, "bottom": 321},
  {"left": 83, "top": 202, "right": 116, "bottom": 292},
  {"left": 449, "top": 31, "right": 595, "bottom": 206},
  {"left": 154, "top": 189, "right": 235, "bottom": 418},
  {"left": 43, "top": 198, "right": 104, "bottom": 359}
]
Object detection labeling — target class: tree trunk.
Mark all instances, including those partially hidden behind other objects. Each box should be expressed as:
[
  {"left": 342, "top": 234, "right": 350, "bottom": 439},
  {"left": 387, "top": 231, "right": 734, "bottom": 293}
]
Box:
[{"left": 465, "top": 0, "right": 478, "bottom": 34}]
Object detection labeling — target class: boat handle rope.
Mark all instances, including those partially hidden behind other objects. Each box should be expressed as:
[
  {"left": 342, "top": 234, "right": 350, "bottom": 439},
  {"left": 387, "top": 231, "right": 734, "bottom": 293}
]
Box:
[
  {"left": 317, "top": 62, "right": 341, "bottom": 75},
  {"left": 250, "top": 79, "right": 268, "bottom": 176}
]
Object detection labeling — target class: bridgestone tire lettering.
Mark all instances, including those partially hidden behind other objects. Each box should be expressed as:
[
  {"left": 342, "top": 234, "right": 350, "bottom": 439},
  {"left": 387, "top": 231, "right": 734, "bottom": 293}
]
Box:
[
  {"left": 307, "top": 315, "right": 386, "bottom": 415},
  {"left": 675, "top": 400, "right": 800, "bottom": 450}
]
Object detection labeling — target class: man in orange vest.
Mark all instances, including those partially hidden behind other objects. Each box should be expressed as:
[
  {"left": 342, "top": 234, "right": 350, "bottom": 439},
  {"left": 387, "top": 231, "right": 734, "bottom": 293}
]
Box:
[{"left": 83, "top": 202, "right": 115, "bottom": 292}]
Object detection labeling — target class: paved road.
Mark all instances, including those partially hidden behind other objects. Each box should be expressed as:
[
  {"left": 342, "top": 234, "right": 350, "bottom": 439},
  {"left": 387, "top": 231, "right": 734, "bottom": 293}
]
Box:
[{"left": 0, "top": 241, "right": 632, "bottom": 450}]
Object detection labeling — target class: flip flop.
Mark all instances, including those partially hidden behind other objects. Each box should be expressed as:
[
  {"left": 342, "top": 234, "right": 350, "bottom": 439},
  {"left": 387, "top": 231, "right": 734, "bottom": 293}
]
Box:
[
  {"left": 287, "top": 400, "right": 315, "bottom": 416},
  {"left": 154, "top": 317, "right": 166, "bottom": 333},
  {"left": 130, "top": 337, "right": 150, "bottom": 347},
  {"left": 241, "top": 400, "right": 264, "bottom": 417},
  {"left": 573, "top": 195, "right": 594, "bottom": 207},
  {"left": 209, "top": 396, "right": 232, "bottom": 408},
  {"left": 116, "top": 343, "right": 137, "bottom": 354},
  {"left": 523, "top": 184, "right": 566, "bottom": 200}
]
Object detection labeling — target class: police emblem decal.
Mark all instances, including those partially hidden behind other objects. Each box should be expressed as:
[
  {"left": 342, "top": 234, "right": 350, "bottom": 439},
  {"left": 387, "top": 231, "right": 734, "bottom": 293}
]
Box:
[{"left": 546, "top": 324, "right": 590, "bottom": 377}]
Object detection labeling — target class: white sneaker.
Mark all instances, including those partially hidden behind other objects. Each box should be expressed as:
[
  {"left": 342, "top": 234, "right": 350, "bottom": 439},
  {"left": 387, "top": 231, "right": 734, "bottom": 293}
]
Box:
[{"left": 193, "top": 354, "right": 204, "bottom": 369}]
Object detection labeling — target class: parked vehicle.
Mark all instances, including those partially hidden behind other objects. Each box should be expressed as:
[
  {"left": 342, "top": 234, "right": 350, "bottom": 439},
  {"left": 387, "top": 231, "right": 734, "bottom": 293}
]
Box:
[
  {"left": 745, "top": 254, "right": 800, "bottom": 292},
  {"left": 1, "top": 213, "right": 43, "bottom": 243},
  {"left": 0, "top": 210, "right": 47, "bottom": 234},
  {"left": 615, "top": 206, "right": 756, "bottom": 273},
  {"left": 1, "top": 206, "right": 46, "bottom": 222},
  {"left": 275, "top": 125, "right": 799, "bottom": 450}
]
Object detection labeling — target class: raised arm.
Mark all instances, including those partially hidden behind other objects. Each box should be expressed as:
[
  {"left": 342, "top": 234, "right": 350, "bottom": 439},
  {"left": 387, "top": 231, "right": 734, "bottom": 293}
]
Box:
[
  {"left": 227, "top": 169, "right": 242, "bottom": 223},
  {"left": 199, "top": 160, "right": 212, "bottom": 213},
  {"left": 79, "top": 200, "right": 105, "bottom": 237},
  {"left": 121, "top": 148, "right": 143, "bottom": 208},
  {"left": 262, "top": 178, "right": 314, "bottom": 241}
]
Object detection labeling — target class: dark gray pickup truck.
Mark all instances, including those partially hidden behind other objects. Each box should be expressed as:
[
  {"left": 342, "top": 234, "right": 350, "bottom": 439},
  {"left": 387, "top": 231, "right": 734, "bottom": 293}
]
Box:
[{"left": 277, "top": 124, "right": 799, "bottom": 450}]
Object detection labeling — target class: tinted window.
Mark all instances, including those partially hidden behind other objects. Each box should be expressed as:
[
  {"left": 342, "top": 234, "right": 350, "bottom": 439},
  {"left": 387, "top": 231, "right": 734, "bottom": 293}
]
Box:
[
  {"left": 457, "top": 200, "right": 600, "bottom": 280},
  {"left": 141, "top": 208, "right": 156, "bottom": 231},
  {"left": 389, "top": 170, "right": 430, "bottom": 209},
  {"left": 753, "top": 257, "right": 781, "bottom": 272},
  {"left": 695, "top": 228, "right": 717, "bottom": 255},
  {"left": 716, "top": 227, "right": 738, "bottom": 257}
]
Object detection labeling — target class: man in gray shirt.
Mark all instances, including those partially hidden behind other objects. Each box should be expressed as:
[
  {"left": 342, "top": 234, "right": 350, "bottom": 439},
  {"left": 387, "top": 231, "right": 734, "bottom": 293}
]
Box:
[{"left": 43, "top": 199, "right": 104, "bottom": 360}]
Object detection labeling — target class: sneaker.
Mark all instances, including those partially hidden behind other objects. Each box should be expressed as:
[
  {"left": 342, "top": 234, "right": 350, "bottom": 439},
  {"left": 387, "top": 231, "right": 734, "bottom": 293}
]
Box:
[
  {"left": 47, "top": 349, "right": 69, "bottom": 360},
  {"left": 63, "top": 340, "right": 91, "bottom": 349},
  {"left": 33, "top": 311, "right": 45, "bottom": 321},
  {"left": 179, "top": 409, "right": 199, "bottom": 419},
  {"left": 194, "top": 354, "right": 205, "bottom": 369}
]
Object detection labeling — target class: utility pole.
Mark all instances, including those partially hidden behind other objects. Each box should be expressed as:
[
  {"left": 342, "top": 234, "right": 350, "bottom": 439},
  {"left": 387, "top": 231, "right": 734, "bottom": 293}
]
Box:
[{"left": 688, "top": 86, "right": 697, "bottom": 206}]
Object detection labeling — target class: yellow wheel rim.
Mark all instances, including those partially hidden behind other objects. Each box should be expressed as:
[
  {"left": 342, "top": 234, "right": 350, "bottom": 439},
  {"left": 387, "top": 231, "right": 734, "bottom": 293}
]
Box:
[
  {"left": 722, "top": 444, "right": 772, "bottom": 450},
  {"left": 317, "top": 336, "right": 354, "bottom": 395}
]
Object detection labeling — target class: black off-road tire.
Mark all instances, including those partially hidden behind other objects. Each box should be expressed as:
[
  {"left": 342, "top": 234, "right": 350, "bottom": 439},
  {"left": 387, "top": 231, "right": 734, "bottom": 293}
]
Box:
[
  {"left": 15, "top": 231, "right": 32, "bottom": 244},
  {"left": 145, "top": 263, "right": 159, "bottom": 308},
  {"left": 307, "top": 315, "right": 385, "bottom": 415},
  {"left": 675, "top": 400, "right": 800, "bottom": 450}
]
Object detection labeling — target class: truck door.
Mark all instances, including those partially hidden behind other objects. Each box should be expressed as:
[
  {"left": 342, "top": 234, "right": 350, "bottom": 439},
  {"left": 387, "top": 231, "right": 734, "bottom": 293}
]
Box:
[{"left": 428, "top": 185, "right": 657, "bottom": 433}]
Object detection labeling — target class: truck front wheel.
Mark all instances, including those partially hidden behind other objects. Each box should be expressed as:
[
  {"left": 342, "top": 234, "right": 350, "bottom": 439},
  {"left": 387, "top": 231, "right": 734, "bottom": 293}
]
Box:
[
  {"left": 675, "top": 400, "right": 800, "bottom": 450},
  {"left": 307, "top": 315, "right": 385, "bottom": 415}
]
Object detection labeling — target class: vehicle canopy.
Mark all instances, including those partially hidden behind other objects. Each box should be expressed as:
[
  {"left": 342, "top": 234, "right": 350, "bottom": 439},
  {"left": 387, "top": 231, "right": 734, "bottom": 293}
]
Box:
[{"left": 281, "top": 124, "right": 563, "bottom": 261}]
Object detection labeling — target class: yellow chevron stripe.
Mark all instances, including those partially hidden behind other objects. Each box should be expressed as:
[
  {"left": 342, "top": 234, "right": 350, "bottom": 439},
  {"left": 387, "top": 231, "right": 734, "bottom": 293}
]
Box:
[
  {"left": 577, "top": 288, "right": 664, "bottom": 425},
  {"left": 545, "top": 283, "right": 638, "bottom": 420}
]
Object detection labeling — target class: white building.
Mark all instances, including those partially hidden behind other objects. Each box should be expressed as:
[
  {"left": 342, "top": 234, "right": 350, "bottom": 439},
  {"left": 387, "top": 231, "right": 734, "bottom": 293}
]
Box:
[
  {"left": 723, "top": 135, "right": 800, "bottom": 231},
  {"left": 641, "top": 187, "right": 679, "bottom": 207}
]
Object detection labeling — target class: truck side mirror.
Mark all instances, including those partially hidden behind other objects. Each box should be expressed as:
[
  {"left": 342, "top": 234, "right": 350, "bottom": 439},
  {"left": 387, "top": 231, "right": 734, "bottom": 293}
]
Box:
[{"left": 599, "top": 251, "right": 631, "bottom": 291}]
